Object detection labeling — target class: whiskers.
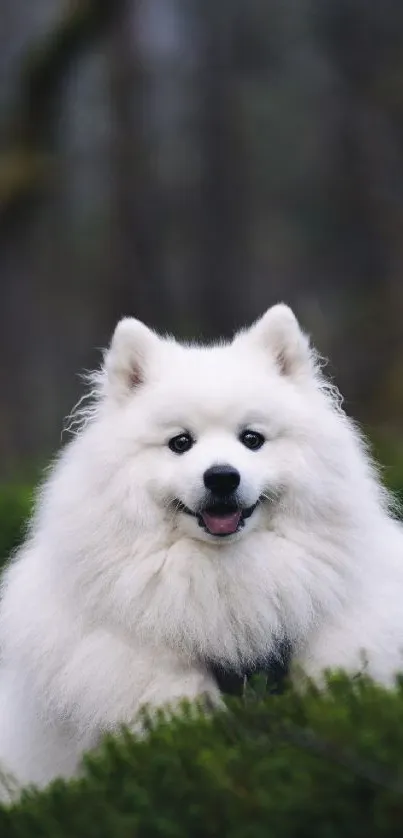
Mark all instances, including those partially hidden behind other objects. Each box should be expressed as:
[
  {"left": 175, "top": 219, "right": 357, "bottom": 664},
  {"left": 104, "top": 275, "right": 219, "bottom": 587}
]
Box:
[
  {"left": 260, "top": 487, "right": 281, "bottom": 505},
  {"left": 165, "top": 498, "right": 186, "bottom": 528}
]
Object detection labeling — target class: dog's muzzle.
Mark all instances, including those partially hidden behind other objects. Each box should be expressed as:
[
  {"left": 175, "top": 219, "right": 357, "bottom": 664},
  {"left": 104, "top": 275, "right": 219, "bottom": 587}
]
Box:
[{"left": 174, "top": 497, "right": 260, "bottom": 537}]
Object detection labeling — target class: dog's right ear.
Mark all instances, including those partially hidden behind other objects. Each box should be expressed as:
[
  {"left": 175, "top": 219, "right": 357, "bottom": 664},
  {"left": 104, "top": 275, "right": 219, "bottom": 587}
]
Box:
[{"left": 104, "top": 318, "right": 160, "bottom": 402}]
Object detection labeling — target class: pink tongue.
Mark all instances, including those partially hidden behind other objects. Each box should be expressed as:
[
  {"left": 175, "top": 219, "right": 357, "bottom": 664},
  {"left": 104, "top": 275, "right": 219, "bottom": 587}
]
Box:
[{"left": 201, "top": 510, "right": 242, "bottom": 535}]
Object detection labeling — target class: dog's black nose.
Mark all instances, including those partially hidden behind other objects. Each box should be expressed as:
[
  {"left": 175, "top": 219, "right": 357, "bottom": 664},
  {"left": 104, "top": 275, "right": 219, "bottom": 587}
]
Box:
[{"left": 203, "top": 465, "right": 240, "bottom": 496}]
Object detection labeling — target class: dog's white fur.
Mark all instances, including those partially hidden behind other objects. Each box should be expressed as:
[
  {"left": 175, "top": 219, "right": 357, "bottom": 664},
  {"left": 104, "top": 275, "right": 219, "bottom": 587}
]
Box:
[{"left": 0, "top": 304, "right": 402, "bottom": 795}]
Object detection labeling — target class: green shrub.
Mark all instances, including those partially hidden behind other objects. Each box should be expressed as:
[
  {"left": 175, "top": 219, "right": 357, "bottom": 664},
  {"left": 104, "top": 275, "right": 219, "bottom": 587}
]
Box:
[
  {"left": 1, "top": 675, "right": 403, "bottom": 836},
  {"left": 0, "top": 486, "right": 33, "bottom": 569}
]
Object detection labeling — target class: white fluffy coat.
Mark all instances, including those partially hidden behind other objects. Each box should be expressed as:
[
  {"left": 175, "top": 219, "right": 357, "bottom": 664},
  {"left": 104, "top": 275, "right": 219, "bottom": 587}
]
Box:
[{"left": 0, "top": 304, "right": 402, "bottom": 796}]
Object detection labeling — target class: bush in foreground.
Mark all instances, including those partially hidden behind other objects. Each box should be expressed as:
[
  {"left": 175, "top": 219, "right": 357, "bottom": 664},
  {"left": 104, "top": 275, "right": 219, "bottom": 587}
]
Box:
[{"left": 1, "top": 674, "right": 403, "bottom": 837}]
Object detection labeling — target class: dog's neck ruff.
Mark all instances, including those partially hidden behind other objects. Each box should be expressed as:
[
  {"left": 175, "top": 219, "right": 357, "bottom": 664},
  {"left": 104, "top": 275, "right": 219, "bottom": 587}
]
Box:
[{"left": 203, "top": 639, "right": 292, "bottom": 697}]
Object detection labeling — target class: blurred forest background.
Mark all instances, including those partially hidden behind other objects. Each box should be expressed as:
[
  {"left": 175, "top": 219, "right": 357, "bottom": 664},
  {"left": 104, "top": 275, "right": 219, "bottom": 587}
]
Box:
[{"left": 1, "top": 0, "right": 403, "bottom": 484}]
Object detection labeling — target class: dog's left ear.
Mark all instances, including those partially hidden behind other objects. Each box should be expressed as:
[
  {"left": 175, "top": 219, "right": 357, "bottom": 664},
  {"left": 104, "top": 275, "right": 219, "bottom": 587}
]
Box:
[{"left": 239, "top": 304, "right": 313, "bottom": 379}]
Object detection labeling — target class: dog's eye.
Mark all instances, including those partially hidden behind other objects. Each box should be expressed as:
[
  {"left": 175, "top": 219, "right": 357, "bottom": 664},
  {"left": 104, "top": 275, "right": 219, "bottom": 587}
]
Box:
[
  {"left": 239, "top": 430, "right": 265, "bottom": 451},
  {"left": 168, "top": 433, "right": 194, "bottom": 455}
]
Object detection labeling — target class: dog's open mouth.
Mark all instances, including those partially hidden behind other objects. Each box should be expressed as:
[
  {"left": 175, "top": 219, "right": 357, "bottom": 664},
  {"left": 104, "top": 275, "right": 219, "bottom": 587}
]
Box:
[{"left": 174, "top": 500, "right": 258, "bottom": 537}]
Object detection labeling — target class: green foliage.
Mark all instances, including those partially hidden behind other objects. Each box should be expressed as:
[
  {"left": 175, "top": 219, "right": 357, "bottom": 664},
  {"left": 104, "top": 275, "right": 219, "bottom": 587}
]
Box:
[
  {"left": 2, "top": 675, "right": 403, "bottom": 835},
  {"left": 0, "top": 486, "right": 33, "bottom": 570}
]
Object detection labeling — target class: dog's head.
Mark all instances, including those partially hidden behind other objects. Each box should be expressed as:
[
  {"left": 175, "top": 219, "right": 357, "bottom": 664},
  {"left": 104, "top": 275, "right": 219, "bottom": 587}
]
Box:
[{"left": 87, "top": 305, "right": 351, "bottom": 544}]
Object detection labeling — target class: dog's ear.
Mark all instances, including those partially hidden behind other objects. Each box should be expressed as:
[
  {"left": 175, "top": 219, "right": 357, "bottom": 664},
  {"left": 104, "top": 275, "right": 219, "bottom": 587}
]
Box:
[
  {"left": 105, "top": 317, "right": 159, "bottom": 401},
  {"left": 240, "top": 304, "right": 313, "bottom": 379}
]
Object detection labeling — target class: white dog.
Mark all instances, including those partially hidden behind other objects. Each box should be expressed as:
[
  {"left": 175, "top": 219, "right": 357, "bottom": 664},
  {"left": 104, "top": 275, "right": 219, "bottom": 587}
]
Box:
[{"left": 0, "top": 304, "right": 402, "bottom": 795}]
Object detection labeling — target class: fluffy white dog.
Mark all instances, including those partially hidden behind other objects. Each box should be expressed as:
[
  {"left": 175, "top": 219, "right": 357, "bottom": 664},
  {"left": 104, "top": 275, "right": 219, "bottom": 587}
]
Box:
[{"left": 0, "top": 304, "right": 402, "bottom": 794}]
